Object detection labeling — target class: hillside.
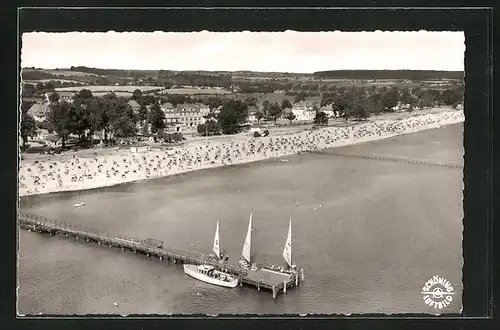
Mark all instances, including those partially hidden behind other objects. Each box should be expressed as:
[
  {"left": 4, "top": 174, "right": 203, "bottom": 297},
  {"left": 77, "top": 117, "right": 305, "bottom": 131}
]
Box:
[
  {"left": 23, "top": 67, "right": 465, "bottom": 81},
  {"left": 312, "top": 70, "right": 464, "bottom": 80}
]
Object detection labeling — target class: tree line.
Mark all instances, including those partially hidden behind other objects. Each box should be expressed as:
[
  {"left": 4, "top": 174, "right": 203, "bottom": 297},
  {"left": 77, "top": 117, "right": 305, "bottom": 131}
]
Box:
[
  {"left": 22, "top": 81, "right": 85, "bottom": 98},
  {"left": 22, "top": 70, "right": 464, "bottom": 100},
  {"left": 313, "top": 70, "right": 464, "bottom": 81},
  {"left": 20, "top": 84, "right": 463, "bottom": 149},
  {"left": 320, "top": 85, "right": 463, "bottom": 120},
  {"left": 20, "top": 88, "right": 250, "bottom": 148},
  {"left": 21, "top": 90, "right": 146, "bottom": 148}
]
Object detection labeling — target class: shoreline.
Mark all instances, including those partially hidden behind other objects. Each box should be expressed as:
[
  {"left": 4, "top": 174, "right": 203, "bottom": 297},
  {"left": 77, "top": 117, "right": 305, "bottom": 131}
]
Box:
[{"left": 18, "top": 109, "right": 464, "bottom": 198}]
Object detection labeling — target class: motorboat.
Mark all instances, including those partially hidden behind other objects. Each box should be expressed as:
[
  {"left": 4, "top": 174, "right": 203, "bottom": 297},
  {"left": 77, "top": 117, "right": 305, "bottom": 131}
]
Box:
[
  {"left": 183, "top": 220, "right": 237, "bottom": 288},
  {"left": 183, "top": 264, "right": 238, "bottom": 288}
]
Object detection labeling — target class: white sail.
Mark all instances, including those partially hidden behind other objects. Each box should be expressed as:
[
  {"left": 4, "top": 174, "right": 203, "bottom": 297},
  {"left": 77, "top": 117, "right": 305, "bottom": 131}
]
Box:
[
  {"left": 213, "top": 220, "right": 221, "bottom": 259},
  {"left": 241, "top": 211, "right": 252, "bottom": 263},
  {"left": 283, "top": 218, "right": 292, "bottom": 267}
]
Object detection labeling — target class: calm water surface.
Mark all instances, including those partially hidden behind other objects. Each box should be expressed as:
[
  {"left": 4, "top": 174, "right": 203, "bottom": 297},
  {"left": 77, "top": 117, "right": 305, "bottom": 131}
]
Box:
[{"left": 18, "top": 124, "right": 464, "bottom": 315}]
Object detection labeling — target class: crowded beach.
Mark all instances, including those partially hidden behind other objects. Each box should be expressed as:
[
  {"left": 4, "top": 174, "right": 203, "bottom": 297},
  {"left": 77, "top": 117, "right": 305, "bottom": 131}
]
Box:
[{"left": 18, "top": 110, "right": 464, "bottom": 197}]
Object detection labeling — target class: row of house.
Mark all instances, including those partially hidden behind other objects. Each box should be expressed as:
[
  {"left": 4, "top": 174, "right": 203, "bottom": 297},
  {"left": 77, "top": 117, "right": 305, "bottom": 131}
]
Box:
[
  {"left": 247, "top": 101, "right": 340, "bottom": 124},
  {"left": 130, "top": 100, "right": 213, "bottom": 134},
  {"left": 26, "top": 88, "right": 213, "bottom": 135},
  {"left": 160, "top": 102, "right": 211, "bottom": 133},
  {"left": 25, "top": 91, "right": 76, "bottom": 123},
  {"left": 44, "top": 91, "right": 75, "bottom": 103},
  {"left": 28, "top": 90, "right": 343, "bottom": 139}
]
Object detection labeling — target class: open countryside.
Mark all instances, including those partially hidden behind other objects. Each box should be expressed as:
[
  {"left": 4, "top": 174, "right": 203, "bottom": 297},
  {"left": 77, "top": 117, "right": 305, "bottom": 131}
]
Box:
[
  {"left": 158, "top": 87, "right": 233, "bottom": 95},
  {"left": 55, "top": 85, "right": 163, "bottom": 93}
]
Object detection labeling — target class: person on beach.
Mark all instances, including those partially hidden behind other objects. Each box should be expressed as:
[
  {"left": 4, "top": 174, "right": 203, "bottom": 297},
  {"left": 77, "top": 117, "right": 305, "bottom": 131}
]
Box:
[{"left": 18, "top": 110, "right": 463, "bottom": 196}]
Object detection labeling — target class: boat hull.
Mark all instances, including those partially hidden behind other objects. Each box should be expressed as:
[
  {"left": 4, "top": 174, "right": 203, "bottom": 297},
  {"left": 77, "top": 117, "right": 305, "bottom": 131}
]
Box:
[{"left": 183, "top": 264, "right": 239, "bottom": 288}]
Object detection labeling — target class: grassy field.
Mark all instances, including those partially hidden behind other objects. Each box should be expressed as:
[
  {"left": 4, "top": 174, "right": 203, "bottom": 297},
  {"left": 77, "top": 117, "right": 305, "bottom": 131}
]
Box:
[
  {"left": 158, "top": 87, "right": 232, "bottom": 95},
  {"left": 91, "top": 91, "right": 134, "bottom": 97},
  {"left": 23, "top": 69, "right": 100, "bottom": 77},
  {"left": 44, "top": 70, "right": 100, "bottom": 77},
  {"left": 54, "top": 85, "right": 164, "bottom": 93},
  {"left": 231, "top": 92, "right": 322, "bottom": 105},
  {"left": 23, "top": 79, "right": 86, "bottom": 84}
]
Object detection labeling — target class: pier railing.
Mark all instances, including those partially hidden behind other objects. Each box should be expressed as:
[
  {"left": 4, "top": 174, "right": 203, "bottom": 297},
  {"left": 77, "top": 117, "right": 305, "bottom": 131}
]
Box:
[
  {"left": 307, "top": 150, "right": 464, "bottom": 169},
  {"left": 18, "top": 212, "right": 247, "bottom": 277},
  {"left": 18, "top": 212, "right": 306, "bottom": 298}
]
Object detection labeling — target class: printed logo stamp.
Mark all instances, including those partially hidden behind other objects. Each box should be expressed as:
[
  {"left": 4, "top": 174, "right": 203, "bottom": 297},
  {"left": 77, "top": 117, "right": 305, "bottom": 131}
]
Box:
[{"left": 421, "top": 275, "right": 455, "bottom": 310}]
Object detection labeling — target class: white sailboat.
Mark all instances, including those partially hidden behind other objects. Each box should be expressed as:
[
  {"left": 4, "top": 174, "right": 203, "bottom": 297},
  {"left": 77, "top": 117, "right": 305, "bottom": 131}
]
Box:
[
  {"left": 183, "top": 220, "right": 238, "bottom": 288},
  {"left": 283, "top": 218, "right": 297, "bottom": 272},
  {"left": 262, "top": 217, "right": 297, "bottom": 275},
  {"left": 213, "top": 219, "right": 221, "bottom": 259},
  {"left": 239, "top": 211, "right": 258, "bottom": 271},
  {"left": 283, "top": 218, "right": 292, "bottom": 267},
  {"left": 207, "top": 219, "right": 227, "bottom": 262}
]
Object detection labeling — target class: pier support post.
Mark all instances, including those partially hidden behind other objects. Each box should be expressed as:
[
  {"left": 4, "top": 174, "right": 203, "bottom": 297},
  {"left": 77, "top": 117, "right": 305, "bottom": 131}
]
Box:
[
  {"left": 159, "top": 256, "right": 163, "bottom": 261},
  {"left": 257, "top": 283, "right": 260, "bottom": 291},
  {"left": 272, "top": 286, "right": 277, "bottom": 299},
  {"left": 301, "top": 268, "right": 305, "bottom": 281},
  {"left": 240, "top": 277, "right": 243, "bottom": 287},
  {"left": 173, "top": 259, "right": 176, "bottom": 264},
  {"left": 283, "top": 281, "right": 287, "bottom": 294},
  {"left": 98, "top": 241, "right": 101, "bottom": 246},
  {"left": 295, "top": 273, "right": 299, "bottom": 287},
  {"left": 147, "top": 253, "right": 149, "bottom": 258}
]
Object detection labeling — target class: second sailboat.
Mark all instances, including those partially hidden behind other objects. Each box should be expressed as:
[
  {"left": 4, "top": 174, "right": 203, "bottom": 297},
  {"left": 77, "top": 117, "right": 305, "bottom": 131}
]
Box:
[{"left": 239, "top": 211, "right": 258, "bottom": 271}]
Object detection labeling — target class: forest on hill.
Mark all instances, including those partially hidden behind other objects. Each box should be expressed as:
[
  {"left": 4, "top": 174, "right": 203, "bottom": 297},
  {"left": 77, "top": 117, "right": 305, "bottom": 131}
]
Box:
[
  {"left": 24, "top": 67, "right": 464, "bottom": 82},
  {"left": 68, "top": 66, "right": 160, "bottom": 77},
  {"left": 312, "top": 70, "right": 464, "bottom": 80}
]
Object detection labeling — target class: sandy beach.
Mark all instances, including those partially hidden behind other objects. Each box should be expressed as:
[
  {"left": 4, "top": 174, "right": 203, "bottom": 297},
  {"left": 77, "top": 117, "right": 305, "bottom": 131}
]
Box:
[{"left": 18, "top": 109, "right": 464, "bottom": 197}]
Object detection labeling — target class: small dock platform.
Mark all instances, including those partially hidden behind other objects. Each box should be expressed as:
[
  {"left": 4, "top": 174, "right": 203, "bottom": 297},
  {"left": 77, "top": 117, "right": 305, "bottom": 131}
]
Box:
[
  {"left": 243, "top": 268, "right": 302, "bottom": 298},
  {"left": 18, "top": 212, "right": 303, "bottom": 299}
]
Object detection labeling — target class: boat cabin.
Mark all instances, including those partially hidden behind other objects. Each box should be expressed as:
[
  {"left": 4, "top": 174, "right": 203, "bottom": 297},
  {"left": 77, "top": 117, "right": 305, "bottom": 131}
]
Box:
[
  {"left": 197, "top": 265, "right": 215, "bottom": 275},
  {"left": 196, "top": 265, "right": 233, "bottom": 282}
]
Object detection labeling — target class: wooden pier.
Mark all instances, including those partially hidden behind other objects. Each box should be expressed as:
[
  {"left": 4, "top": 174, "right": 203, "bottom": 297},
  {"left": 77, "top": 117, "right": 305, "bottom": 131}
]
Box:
[
  {"left": 18, "top": 212, "right": 302, "bottom": 299},
  {"left": 306, "top": 150, "right": 464, "bottom": 169}
]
